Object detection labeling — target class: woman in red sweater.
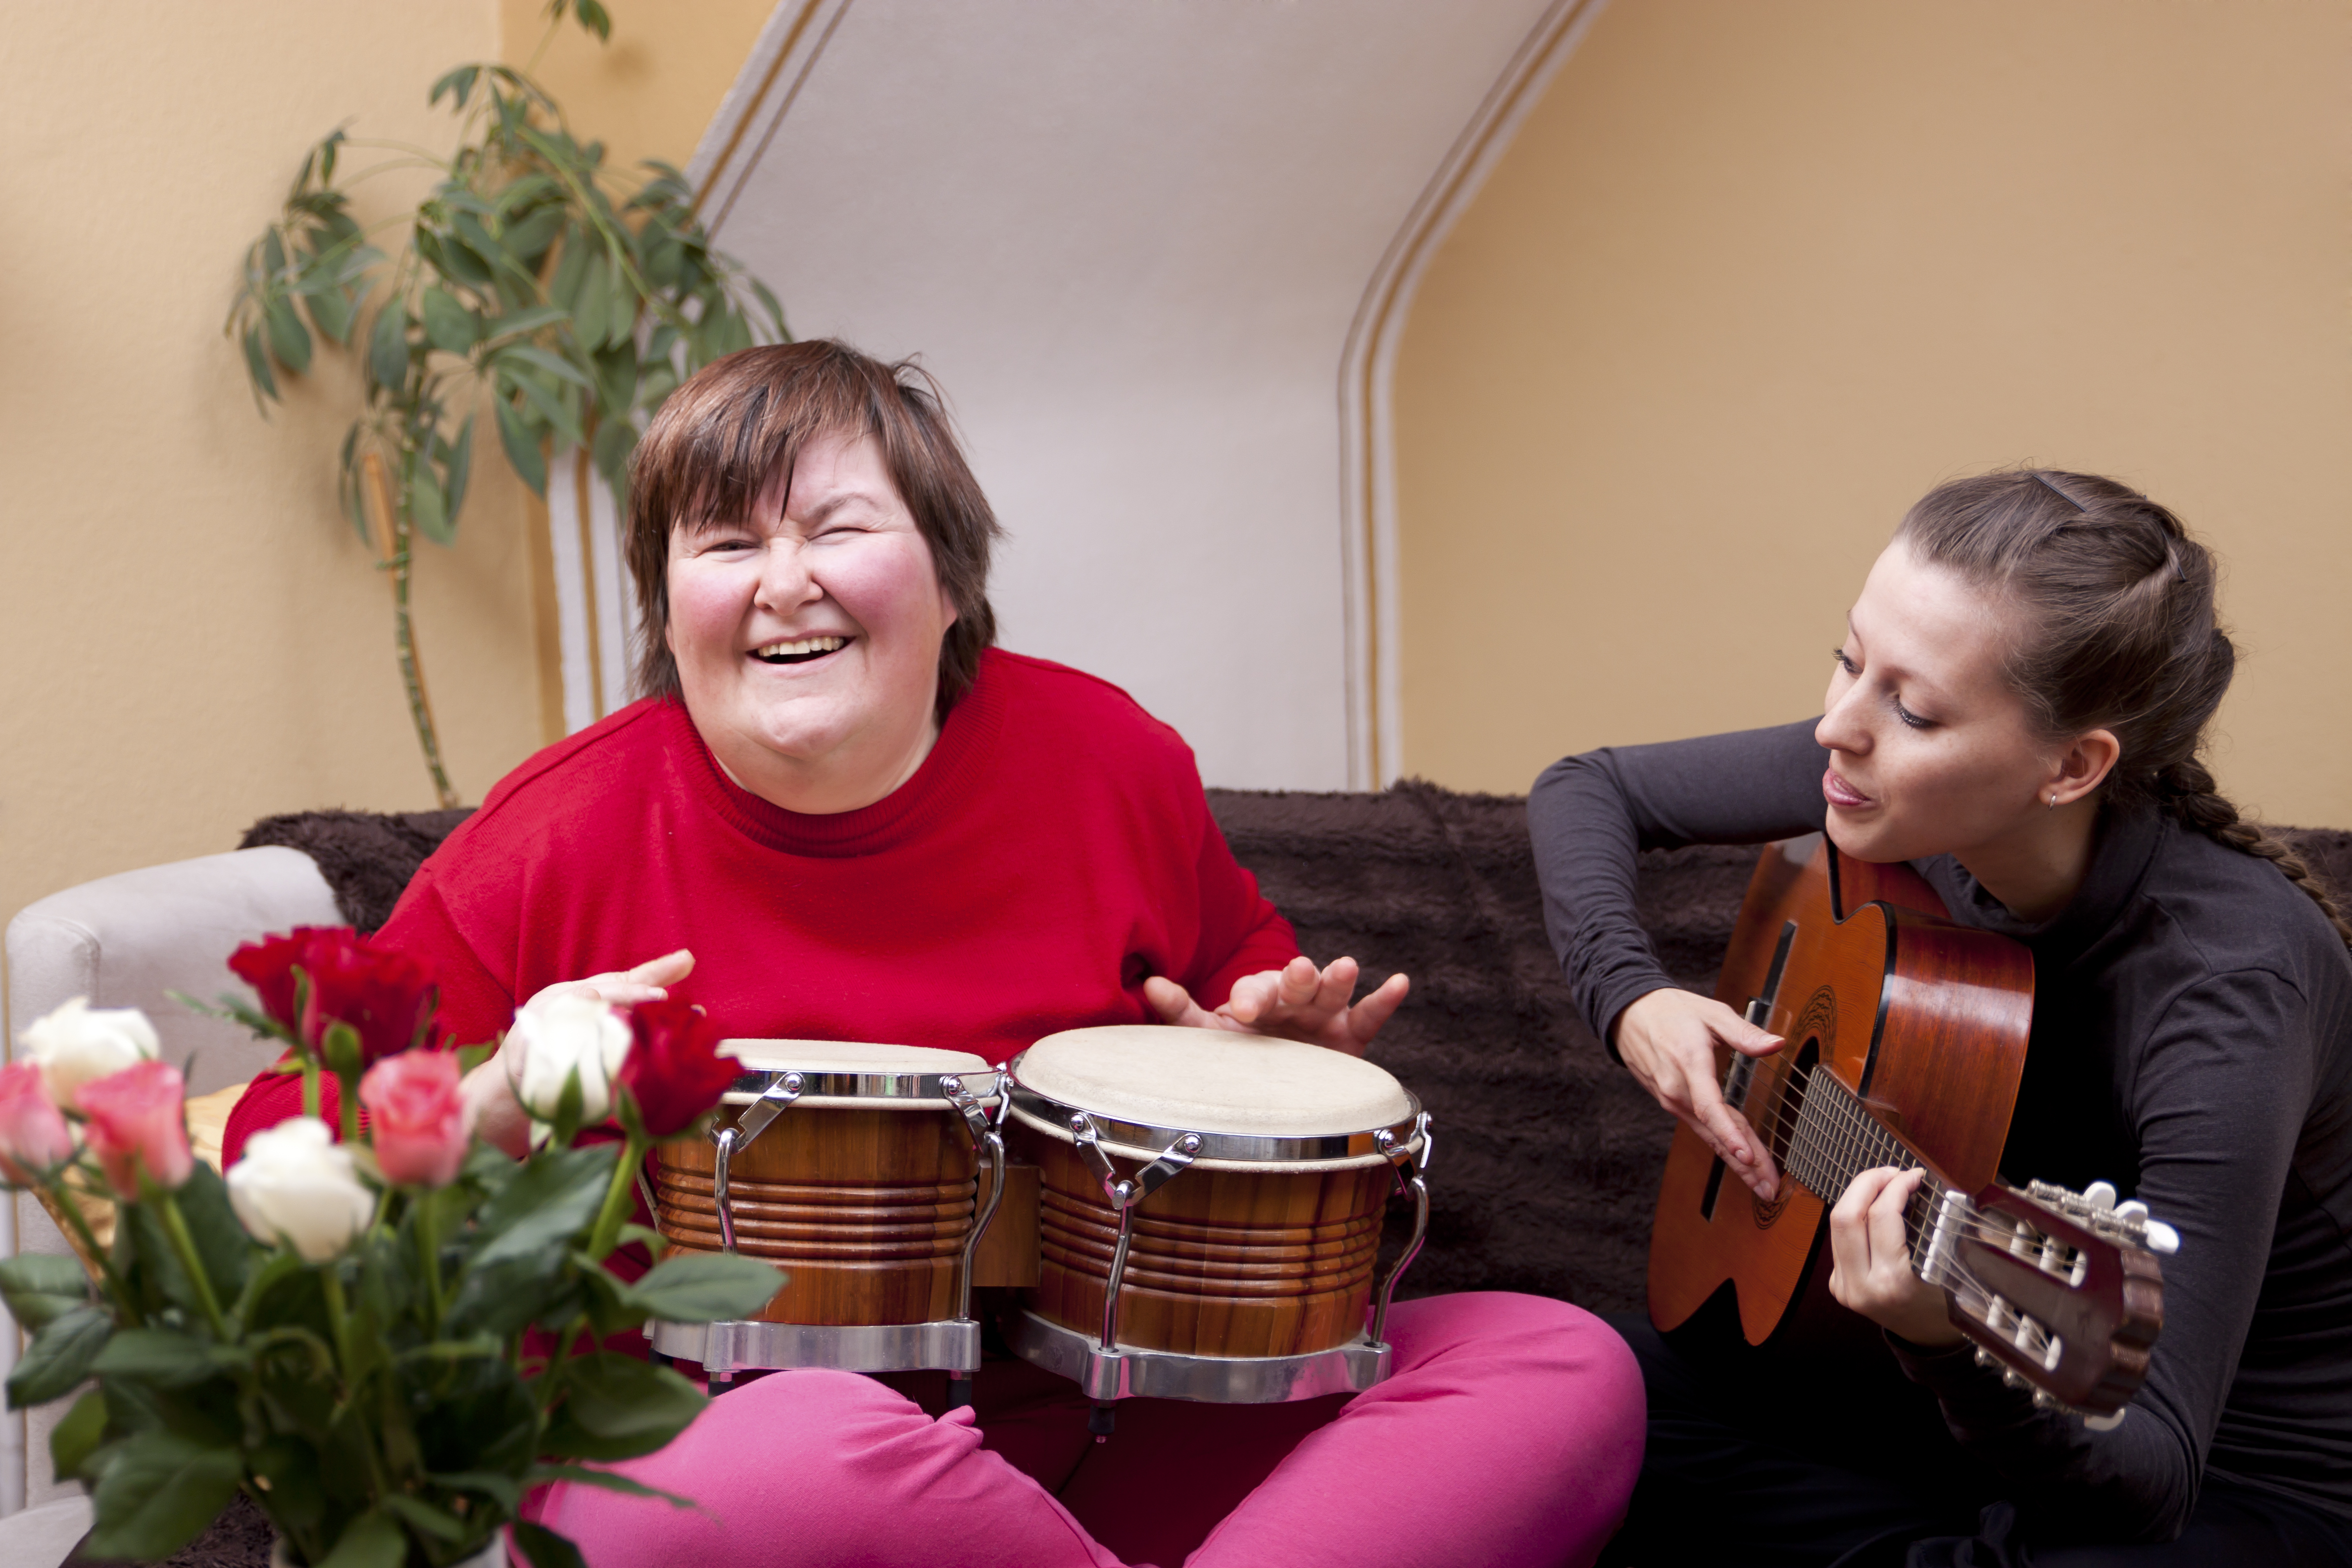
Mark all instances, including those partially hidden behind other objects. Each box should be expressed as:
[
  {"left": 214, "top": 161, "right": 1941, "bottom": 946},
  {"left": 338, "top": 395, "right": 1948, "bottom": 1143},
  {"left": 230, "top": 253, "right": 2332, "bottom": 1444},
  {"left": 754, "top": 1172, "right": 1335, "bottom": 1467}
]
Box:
[{"left": 226, "top": 341, "right": 1642, "bottom": 1568}]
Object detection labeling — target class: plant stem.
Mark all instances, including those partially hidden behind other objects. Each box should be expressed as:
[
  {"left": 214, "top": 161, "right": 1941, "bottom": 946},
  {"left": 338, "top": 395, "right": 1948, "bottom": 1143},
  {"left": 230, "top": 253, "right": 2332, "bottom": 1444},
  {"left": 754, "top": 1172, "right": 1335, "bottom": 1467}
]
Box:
[
  {"left": 150, "top": 1185, "right": 231, "bottom": 1341},
  {"left": 363, "top": 449, "right": 458, "bottom": 809},
  {"left": 316, "top": 1266, "right": 392, "bottom": 1498},
  {"left": 302, "top": 1059, "right": 321, "bottom": 1121},
  {"left": 43, "top": 1178, "right": 141, "bottom": 1326},
  {"left": 584, "top": 1135, "right": 647, "bottom": 1263},
  {"left": 415, "top": 1197, "right": 445, "bottom": 1337}
]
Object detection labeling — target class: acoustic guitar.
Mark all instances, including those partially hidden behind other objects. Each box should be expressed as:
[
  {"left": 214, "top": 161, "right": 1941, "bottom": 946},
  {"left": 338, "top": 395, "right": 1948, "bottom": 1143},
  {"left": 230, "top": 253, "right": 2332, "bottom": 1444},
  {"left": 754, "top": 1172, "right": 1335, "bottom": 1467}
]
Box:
[{"left": 1645, "top": 834, "right": 2175, "bottom": 1420}]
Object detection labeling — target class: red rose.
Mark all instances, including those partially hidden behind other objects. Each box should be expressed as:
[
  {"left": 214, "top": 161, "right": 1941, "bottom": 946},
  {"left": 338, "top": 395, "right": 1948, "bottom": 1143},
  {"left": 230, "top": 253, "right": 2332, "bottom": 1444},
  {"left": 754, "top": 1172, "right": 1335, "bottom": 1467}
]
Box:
[
  {"left": 615, "top": 996, "right": 739, "bottom": 1138},
  {"left": 78, "top": 1060, "right": 194, "bottom": 1198},
  {"left": 297, "top": 931, "right": 440, "bottom": 1067},
  {"left": 228, "top": 927, "right": 342, "bottom": 1036},
  {"left": 359, "top": 1050, "right": 470, "bottom": 1187}
]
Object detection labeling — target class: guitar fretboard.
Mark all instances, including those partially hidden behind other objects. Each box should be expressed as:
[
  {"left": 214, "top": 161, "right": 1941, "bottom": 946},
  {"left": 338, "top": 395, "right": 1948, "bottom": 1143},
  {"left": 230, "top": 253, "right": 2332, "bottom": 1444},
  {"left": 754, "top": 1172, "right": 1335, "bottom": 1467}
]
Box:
[{"left": 1778, "top": 1066, "right": 1949, "bottom": 1264}]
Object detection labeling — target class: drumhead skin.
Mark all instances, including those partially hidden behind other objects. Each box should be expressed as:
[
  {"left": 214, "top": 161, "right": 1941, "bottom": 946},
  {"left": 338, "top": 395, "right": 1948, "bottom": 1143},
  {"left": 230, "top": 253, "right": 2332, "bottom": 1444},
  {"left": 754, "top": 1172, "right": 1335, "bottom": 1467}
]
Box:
[
  {"left": 1010, "top": 1026, "right": 1416, "bottom": 1168},
  {"left": 718, "top": 1039, "right": 998, "bottom": 1108}
]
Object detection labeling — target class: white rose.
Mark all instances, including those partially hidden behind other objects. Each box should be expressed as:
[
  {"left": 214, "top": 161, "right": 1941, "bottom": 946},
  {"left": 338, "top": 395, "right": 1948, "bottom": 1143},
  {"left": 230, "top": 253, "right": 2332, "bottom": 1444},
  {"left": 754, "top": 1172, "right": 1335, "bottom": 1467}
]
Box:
[
  {"left": 19, "top": 996, "right": 159, "bottom": 1111},
  {"left": 507, "top": 992, "right": 632, "bottom": 1124},
  {"left": 226, "top": 1118, "right": 375, "bottom": 1262}
]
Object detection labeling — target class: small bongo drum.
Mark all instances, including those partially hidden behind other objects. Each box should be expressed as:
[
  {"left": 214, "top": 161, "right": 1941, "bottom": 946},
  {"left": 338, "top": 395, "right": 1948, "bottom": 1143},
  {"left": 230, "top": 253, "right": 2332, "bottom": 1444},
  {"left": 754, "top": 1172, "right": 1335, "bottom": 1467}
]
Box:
[
  {"left": 1003, "top": 1025, "right": 1431, "bottom": 1407},
  {"left": 646, "top": 1041, "right": 1007, "bottom": 1385}
]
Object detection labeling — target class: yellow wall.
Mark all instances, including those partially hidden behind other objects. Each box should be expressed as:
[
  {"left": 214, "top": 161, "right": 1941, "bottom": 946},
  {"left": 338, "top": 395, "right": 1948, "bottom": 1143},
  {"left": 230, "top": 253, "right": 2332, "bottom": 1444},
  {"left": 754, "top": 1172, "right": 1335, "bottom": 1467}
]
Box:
[
  {"left": 1393, "top": 0, "right": 2352, "bottom": 829},
  {"left": 0, "top": 1, "right": 769, "bottom": 939}
]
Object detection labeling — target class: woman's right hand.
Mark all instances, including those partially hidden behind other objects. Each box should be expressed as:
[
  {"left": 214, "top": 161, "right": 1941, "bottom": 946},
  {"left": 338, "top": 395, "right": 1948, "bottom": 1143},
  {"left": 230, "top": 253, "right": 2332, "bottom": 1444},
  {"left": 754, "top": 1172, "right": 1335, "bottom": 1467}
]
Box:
[
  {"left": 1613, "top": 987, "right": 1783, "bottom": 1198},
  {"left": 461, "top": 949, "right": 697, "bottom": 1156}
]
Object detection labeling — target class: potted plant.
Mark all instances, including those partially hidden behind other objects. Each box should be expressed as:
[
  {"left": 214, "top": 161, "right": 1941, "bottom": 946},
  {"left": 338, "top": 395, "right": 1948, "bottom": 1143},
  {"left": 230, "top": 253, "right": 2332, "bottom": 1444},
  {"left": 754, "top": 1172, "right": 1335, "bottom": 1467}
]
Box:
[
  {"left": 226, "top": 0, "right": 787, "bottom": 807},
  {"left": 0, "top": 927, "right": 778, "bottom": 1567}
]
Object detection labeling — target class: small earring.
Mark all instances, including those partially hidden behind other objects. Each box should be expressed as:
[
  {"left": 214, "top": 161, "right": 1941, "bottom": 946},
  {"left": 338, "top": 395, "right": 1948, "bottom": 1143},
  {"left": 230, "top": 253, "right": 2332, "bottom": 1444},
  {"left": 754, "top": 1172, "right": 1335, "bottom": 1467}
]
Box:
[{"left": 2048, "top": 793, "right": 2060, "bottom": 809}]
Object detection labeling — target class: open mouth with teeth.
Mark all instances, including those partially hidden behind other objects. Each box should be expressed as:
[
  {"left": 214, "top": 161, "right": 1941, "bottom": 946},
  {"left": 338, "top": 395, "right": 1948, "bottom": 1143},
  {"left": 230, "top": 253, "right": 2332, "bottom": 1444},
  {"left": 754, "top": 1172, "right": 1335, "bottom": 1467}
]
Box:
[{"left": 751, "top": 635, "right": 851, "bottom": 665}]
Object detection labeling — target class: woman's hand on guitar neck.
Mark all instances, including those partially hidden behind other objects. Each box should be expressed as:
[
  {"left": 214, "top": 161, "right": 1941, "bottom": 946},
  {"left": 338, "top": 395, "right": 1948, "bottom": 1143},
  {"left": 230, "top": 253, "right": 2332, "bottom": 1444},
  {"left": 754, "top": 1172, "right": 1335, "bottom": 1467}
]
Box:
[
  {"left": 1828, "top": 1166, "right": 1964, "bottom": 1347},
  {"left": 1613, "top": 988, "right": 1783, "bottom": 1199}
]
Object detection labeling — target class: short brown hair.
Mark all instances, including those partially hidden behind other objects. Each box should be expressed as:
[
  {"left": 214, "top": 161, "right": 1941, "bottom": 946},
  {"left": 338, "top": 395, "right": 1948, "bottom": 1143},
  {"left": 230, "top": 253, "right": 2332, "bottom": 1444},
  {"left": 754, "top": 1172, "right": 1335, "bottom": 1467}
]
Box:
[{"left": 626, "top": 340, "right": 1003, "bottom": 721}]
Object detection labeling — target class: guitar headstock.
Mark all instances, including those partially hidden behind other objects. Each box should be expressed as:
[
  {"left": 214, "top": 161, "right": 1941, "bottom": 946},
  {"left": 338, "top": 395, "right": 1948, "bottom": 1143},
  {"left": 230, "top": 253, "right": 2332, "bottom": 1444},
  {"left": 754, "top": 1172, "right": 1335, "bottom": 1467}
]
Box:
[{"left": 1938, "top": 1179, "right": 2172, "bottom": 1424}]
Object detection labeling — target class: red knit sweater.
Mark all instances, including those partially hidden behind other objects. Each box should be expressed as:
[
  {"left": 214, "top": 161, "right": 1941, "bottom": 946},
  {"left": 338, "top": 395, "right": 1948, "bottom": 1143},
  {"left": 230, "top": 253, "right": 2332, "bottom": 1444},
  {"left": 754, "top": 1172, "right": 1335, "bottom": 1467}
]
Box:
[{"left": 224, "top": 650, "right": 1298, "bottom": 1164}]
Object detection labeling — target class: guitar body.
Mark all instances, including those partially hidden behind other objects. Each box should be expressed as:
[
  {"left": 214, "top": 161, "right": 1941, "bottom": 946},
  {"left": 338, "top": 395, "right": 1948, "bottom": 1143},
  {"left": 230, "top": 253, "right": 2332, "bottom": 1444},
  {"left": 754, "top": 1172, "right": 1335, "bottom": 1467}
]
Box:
[{"left": 1648, "top": 835, "right": 2037, "bottom": 1344}]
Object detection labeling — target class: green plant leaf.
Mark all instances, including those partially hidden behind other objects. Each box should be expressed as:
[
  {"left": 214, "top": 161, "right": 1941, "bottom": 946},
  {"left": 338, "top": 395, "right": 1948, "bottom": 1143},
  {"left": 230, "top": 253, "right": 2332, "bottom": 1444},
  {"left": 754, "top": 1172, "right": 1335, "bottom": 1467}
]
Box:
[
  {"left": 305, "top": 281, "right": 356, "bottom": 345},
  {"left": 49, "top": 1389, "right": 110, "bottom": 1481},
  {"left": 369, "top": 305, "right": 412, "bottom": 392},
  {"left": 495, "top": 396, "right": 549, "bottom": 495},
  {"left": 484, "top": 303, "right": 569, "bottom": 343},
  {"left": 424, "top": 1469, "right": 521, "bottom": 1515},
  {"left": 523, "top": 1464, "right": 696, "bottom": 1509},
  {"left": 500, "top": 368, "right": 586, "bottom": 448},
  {"left": 263, "top": 295, "right": 313, "bottom": 374},
  {"left": 574, "top": 0, "right": 613, "bottom": 42},
  {"left": 316, "top": 1507, "right": 406, "bottom": 1568},
  {"left": 503, "top": 205, "right": 565, "bottom": 264},
  {"left": 618, "top": 1253, "right": 786, "bottom": 1323},
  {"left": 9, "top": 1305, "right": 112, "bottom": 1408},
  {"left": 539, "top": 1353, "right": 703, "bottom": 1460},
  {"left": 590, "top": 417, "right": 635, "bottom": 490},
  {"left": 176, "top": 1161, "right": 257, "bottom": 1303},
  {"left": 0, "top": 1253, "right": 93, "bottom": 1329},
  {"left": 749, "top": 278, "right": 788, "bottom": 340},
  {"left": 92, "top": 1328, "right": 231, "bottom": 1388},
  {"left": 409, "top": 463, "right": 453, "bottom": 546},
  {"left": 421, "top": 287, "right": 480, "bottom": 355},
  {"left": 240, "top": 325, "right": 282, "bottom": 404},
  {"left": 430, "top": 64, "right": 481, "bottom": 110},
  {"left": 444, "top": 414, "right": 476, "bottom": 524},
  {"left": 380, "top": 1492, "right": 468, "bottom": 1542},
  {"left": 512, "top": 1520, "right": 588, "bottom": 1568},
  {"left": 499, "top": 344, "right": 594, "bottom": 390},
  {"left": 83, "top": 1430, "right": 242, "bottom": 1562},
  {"left": 571, "top": 251, "right": 611, "bottom": 350}
]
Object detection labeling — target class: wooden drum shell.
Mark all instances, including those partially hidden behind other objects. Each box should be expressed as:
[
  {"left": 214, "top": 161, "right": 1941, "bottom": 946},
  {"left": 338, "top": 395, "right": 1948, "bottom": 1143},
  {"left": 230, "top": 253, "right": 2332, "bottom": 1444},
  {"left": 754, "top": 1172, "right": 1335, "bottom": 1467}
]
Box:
[
  {"left": 655, "top": 1104, "right": 977, "bottom": 1326},
  {"left": 1012, "top": 1124, "right": 1394, "bottom": 1358}
]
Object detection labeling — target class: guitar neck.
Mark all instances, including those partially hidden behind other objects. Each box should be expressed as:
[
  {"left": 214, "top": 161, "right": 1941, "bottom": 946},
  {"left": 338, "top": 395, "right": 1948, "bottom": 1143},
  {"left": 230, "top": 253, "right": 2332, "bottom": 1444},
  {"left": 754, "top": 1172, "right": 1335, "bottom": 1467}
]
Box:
[{"left": 1777, "top": 1065, "right": 1960, "bottom": 1286}]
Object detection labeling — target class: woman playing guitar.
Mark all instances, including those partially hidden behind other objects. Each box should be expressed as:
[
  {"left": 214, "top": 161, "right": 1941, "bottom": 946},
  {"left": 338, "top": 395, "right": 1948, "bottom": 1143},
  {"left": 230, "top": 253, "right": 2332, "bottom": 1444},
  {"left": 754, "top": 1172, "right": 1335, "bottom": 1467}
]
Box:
[{"left": 1531, "top": 470, "right": 2352, "bottom": 1566}]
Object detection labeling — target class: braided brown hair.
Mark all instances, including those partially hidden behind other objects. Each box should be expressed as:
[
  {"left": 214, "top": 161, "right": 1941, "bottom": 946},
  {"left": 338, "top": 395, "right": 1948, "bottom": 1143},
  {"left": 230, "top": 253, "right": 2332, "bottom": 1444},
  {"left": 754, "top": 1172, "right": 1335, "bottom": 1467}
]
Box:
[{"left": 1897, "top": 469, "right": 2352, "bottom": 948}]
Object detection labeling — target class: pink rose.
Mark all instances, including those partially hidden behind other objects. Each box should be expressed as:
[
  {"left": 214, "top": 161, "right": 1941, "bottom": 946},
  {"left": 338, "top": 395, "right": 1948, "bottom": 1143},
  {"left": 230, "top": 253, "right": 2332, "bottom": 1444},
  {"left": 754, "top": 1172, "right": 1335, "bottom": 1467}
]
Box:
[
  {"left": 77, "top": 1060, "right": 194, "bottom": 1198},
  {"left": 0, "top": 1061, "right": 75, "bottom": 1184},
  {"left": 359, "top": 1050, "right": 469, "bottom": 1188}
]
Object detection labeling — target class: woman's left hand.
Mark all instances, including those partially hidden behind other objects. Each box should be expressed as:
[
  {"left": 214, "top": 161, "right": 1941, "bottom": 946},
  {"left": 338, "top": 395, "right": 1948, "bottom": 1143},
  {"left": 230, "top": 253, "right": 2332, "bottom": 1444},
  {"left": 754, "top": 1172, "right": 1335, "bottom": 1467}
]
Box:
[
  {"left": 1827, "top": 1166, "right": 1964, "bottom": 1347},
  {"left": 1144, "top": 956, "right": 1408, "bottom": 1058}
]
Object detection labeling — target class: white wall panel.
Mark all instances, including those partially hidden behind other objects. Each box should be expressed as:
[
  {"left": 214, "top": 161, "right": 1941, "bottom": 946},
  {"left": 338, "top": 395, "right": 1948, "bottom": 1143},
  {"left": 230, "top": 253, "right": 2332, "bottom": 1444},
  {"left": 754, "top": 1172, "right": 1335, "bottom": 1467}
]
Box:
[{"left": 694, "top": 0, "right": 1562, "bottom": 788}]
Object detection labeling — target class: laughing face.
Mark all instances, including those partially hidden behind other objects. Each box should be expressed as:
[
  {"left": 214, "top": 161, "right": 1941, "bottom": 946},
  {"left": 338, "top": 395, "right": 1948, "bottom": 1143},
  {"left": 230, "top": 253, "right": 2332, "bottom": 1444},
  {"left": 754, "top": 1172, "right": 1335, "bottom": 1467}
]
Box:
[
  {"left": 1815, "top": 540, "right": 2066, "bottom": 865},
  {"left": 664, "top": 429, "right": 958, "bottom": 812}
]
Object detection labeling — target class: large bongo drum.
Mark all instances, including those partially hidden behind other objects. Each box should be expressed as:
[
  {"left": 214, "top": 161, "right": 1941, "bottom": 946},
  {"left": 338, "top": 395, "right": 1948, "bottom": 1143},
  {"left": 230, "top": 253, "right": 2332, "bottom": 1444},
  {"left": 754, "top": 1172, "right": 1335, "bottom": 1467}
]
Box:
[
  {"left": 1003, "top": 1026, "right": 1431, "bottom": 1408},
  {"left": 646, "top": 1041, "right": 1006, "bottom": 1385}
]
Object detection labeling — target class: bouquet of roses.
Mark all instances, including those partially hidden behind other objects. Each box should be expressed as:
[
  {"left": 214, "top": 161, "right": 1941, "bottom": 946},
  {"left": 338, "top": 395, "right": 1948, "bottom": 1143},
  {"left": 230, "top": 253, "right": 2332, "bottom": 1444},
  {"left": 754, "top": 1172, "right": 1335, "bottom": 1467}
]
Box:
[{"left": 0, "top": 927, "right": 776, "bottom": 1568}]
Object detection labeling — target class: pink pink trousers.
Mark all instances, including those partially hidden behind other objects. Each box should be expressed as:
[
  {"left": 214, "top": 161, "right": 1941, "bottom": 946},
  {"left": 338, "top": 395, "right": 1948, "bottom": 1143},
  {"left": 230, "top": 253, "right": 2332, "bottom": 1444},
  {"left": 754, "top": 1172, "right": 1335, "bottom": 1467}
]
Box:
[{"left": 532, "top": 1293, "right": 1643, "bottom": 1568}]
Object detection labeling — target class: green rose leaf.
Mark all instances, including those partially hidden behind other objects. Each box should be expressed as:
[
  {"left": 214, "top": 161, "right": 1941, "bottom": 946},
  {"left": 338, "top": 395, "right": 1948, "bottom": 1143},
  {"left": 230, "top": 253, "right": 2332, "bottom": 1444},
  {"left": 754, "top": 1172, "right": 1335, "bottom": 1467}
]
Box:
[
  {"left": 315, "top": 1507, "right": 407, "bottom": 1568},
  {"left": 539, "top": 1352, "right": 705, "bottom": 1461},
  {"left": 9, "top": 1305, "right": 112, "bottom": 1408},
  {"left": 49, "top": 1388, "right": 110, "bottom": 1481},
  {"left": 623, "top": 1253, "right": 784, "bottom": 1323},
  {"left": 0, "top": 1253, "right": 93, "bottom": 1329},
  {"left": 176, "top": 1161, "right": 258, "bottom": 1302},
  {"left": 512, "top": 1520, "right": 589, "bottom": 1568},
  {"left": 83, "top": 1430, "right": 242, "bottom": 1563},
  {"left": 523, "top": 1463, "right": 695, "bottom": 1509},
  {"left": 380, "top": 1491, "right": 469, "bottom": 1542},
  {"left": 92, "top": 1327, "right": 232, "bottom": 1388}
]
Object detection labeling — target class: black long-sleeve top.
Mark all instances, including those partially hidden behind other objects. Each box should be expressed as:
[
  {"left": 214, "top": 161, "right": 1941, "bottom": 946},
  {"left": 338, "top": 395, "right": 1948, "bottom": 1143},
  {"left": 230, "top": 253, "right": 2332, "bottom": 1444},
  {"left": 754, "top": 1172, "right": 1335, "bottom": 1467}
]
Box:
[{"left": 1529, "top": 720, "right": 2352, "bottom": 1541}]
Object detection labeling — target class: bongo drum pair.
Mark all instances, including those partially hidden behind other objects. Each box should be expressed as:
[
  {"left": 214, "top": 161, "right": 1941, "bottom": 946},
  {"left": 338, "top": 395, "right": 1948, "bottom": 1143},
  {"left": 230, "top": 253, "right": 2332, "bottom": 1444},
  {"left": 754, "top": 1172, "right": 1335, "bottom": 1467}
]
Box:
[{"left": 647, "top": 1027, "right": 1432, "bottom": 1412}]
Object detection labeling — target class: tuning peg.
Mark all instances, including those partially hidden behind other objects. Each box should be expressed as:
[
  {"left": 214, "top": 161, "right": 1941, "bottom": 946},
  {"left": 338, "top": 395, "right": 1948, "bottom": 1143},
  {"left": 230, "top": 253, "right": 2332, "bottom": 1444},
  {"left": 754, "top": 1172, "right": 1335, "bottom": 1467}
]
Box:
[
  {"left": 2002, "top": 1369, "right": 2030, "bottom": 1391},
  {"left": 2113, "top": 1199, "right": 2182, "bottom": 1255},
  {"left": 2032, "top": 1389, "right": 2059, "bottom": 1411},
  {"left": 2083, "top": 1408, "right": 2127, "bottom": 1433},
  {"left": 1975, "top": 1346, "right": 1998, "bottom": 1369},
  {"left": 2084, "top": 1181, "right": 2117, "bottom": 1211}
]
